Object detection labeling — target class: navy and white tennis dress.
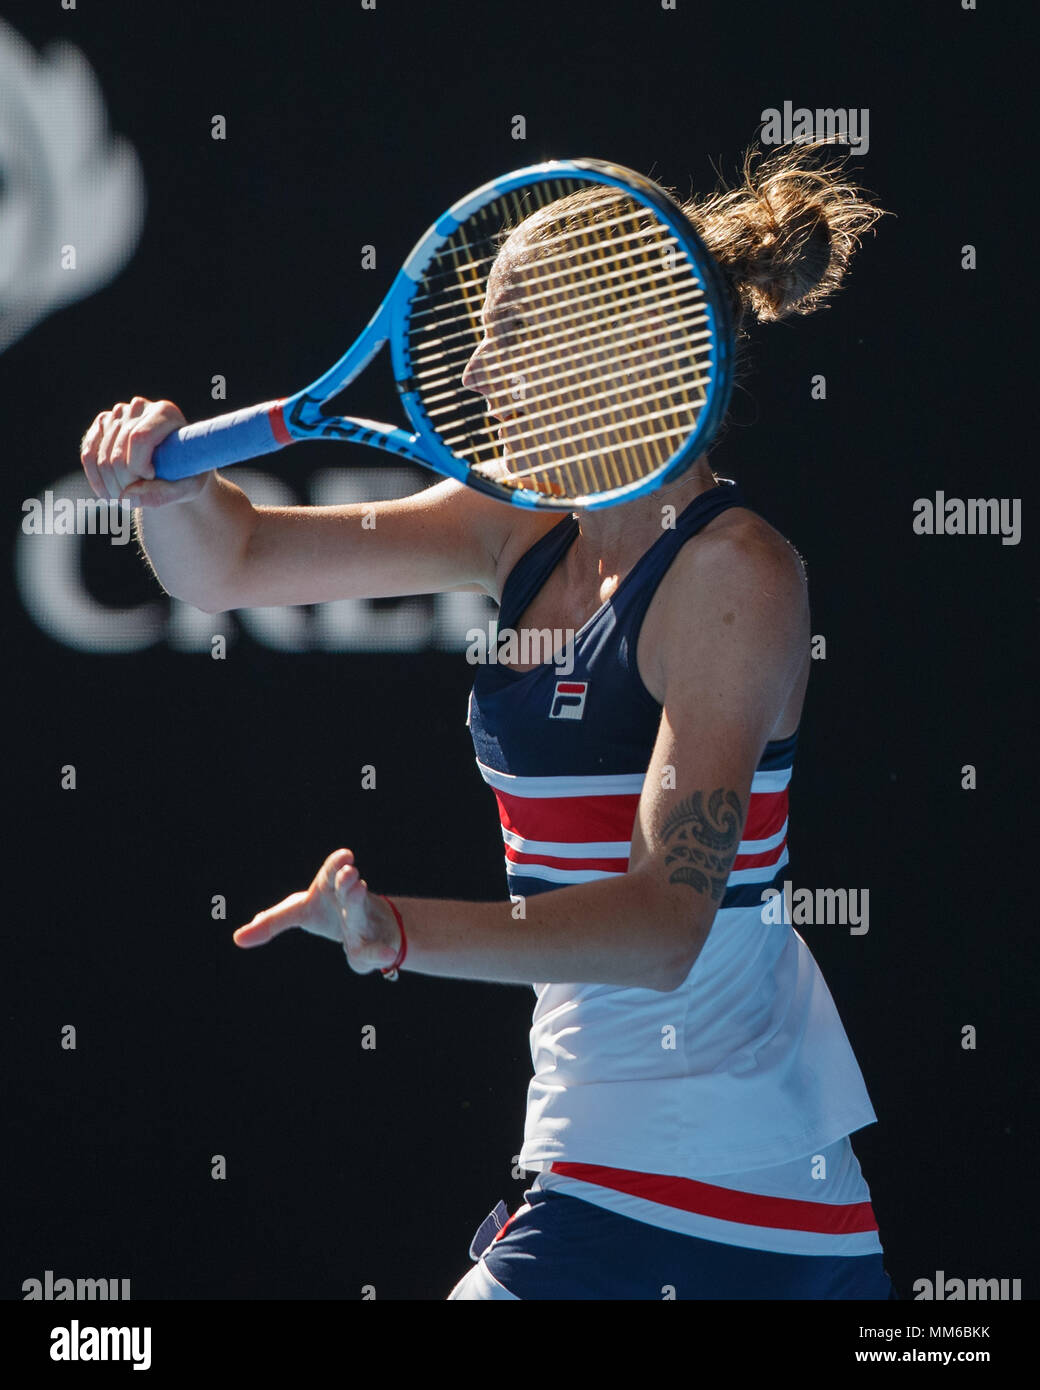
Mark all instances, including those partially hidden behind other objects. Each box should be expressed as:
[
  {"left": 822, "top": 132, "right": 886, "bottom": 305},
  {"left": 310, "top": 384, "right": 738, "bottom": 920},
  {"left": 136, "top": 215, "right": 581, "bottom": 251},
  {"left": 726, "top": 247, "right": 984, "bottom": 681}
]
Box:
[{"left": 448, "top": 480, "right": 895, "bottom": 1300}]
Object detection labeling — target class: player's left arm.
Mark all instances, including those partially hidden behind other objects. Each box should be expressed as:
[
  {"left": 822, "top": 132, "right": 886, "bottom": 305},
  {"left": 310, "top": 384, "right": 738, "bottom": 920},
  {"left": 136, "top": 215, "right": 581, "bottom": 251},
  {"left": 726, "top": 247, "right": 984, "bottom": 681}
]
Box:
[
  {"left": 234, "top": 522, "right": 809, "bottom": 991},
  {"left": 623, "top": 521, "right": 810, "bottom": 983}
]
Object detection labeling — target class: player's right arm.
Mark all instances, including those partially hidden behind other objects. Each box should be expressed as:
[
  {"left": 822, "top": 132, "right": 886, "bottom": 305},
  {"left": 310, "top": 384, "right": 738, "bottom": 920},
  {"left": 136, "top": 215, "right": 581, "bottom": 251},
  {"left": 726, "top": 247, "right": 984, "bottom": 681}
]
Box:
[{"left": 80, "top": 397, "right": 517, "bottom": 614}]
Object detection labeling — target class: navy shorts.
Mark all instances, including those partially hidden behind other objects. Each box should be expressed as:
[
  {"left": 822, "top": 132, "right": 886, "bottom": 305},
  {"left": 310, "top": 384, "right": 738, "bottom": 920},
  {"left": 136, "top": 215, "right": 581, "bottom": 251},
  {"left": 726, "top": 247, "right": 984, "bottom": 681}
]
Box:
[{"left": 448, "top": 1187, "right": 898, "bottom": 1300}]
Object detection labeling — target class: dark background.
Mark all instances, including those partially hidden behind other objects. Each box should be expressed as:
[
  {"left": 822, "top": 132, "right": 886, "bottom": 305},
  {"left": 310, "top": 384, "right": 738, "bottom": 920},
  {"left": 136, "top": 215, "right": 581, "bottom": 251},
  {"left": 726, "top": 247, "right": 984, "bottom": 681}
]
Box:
[{"left": 3, "top": 0, "right": 1035, "bottom": 1305}]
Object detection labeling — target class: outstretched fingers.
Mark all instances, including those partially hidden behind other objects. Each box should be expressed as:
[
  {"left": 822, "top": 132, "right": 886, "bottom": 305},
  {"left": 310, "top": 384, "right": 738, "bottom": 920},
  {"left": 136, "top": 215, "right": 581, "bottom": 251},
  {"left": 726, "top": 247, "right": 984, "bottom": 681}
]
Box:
[
  {"left": 233, "top": 889, "right": 312, "bottom": 948},
  {"left": 233, "top": 849, "right": 358, "bottom": 949}
]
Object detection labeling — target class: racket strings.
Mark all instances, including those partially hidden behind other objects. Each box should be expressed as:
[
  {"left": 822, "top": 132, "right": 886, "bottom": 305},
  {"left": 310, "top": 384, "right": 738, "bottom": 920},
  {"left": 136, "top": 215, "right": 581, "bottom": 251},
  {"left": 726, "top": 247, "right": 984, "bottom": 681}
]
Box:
[
  {"left": 521, "top": 199, "right": 635, "bottom": 493},
  {"left": 458, "top": 269, "right": 711, "bottom": 397},
  {"left": 411, "top": 207, "right": 685, "bottom": 299},
  {"left": 458, "top": 420, "right": 711, "bottom": 484},
  {"left": 413, "top": 292, "right": 711, "bottom": 405},
  {"left": 422, "top": 335, "right": 713, "bottom": 428},
  {"left": 433, "top": 363, "right": 714, "bottom": 461},
  {"left": 405, "top": 181, "right": 719, "bottom": 499},
  {"left": 538, "top": 196, "right": 641, "bottom": 492},
  {"left": 407, "top": 184, "right": 580, "bottom": 492},
  {"left": 414, "top": 241, "right": 713, "bottom": 478},
  {"left": 582, "top": 200, "right": 655, "bottom": 490},
  {"left": 408, "top": 258, "right": 703, "bottom": 345},
  {"left": 530, "top": 191, "right": 682, "bottom": 492}
]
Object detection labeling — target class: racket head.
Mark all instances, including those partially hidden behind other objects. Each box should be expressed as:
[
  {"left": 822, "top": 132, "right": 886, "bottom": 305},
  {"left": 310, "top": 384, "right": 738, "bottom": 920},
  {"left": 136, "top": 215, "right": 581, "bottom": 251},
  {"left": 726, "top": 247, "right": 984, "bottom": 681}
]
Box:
[{"left": 389, "top": 159, "right": 734, "bottom": 510}]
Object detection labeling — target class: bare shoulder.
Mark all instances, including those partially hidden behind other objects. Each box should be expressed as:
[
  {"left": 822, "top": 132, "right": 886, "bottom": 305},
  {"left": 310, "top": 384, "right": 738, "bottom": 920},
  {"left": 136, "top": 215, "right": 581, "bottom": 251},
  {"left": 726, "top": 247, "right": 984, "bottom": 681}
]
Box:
[
  {"left": 639, "top": 503, "right": 809, "bottom": 699},
  {"left": 678, "top": 504, "right": 808, "bottom": 606}
]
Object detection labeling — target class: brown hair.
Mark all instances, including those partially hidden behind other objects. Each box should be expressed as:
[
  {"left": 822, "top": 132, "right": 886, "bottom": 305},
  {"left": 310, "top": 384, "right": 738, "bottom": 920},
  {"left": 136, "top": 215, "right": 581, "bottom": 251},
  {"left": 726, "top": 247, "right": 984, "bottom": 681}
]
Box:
[
  {"left": 494, "top": 141, "right": 886, "bottom": 334},
  {"left": 682, "top": 139, "right": 887, "bottom": 327}
]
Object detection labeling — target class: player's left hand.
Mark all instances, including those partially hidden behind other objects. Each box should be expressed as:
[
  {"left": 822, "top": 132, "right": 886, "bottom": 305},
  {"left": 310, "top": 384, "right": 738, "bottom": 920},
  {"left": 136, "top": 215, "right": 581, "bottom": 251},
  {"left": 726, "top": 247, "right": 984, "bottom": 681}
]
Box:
[{"left": 232, "top": 848, "right": 402, "bottom": 974}]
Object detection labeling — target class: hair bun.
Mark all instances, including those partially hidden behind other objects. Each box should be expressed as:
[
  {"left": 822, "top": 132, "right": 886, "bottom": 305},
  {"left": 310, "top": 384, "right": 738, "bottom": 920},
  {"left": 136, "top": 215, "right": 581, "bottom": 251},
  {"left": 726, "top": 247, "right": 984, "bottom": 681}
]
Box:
[{"left": 683, "top": 139, "right": 886, "bottom": 325}]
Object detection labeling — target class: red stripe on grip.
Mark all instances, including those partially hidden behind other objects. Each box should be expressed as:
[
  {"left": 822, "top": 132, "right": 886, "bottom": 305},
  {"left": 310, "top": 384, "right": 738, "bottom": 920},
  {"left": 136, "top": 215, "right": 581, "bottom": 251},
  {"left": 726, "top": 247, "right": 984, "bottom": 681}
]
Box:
[{"left": 269, "top": 402, "right": 292, "bottom": 446}]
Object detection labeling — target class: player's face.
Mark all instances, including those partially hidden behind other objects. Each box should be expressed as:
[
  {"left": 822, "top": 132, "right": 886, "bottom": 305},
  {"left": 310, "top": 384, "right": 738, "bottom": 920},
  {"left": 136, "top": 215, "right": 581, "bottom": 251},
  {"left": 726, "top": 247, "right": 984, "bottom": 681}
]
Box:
[
  {"left": 461, "top": 271, "right": 526, "bottom": 429},
  {"left": 461, "top": 255, "right": 589, "bottom": 488},
  {"left": 462, "top": 248, "right": 669, "bottom": 494}
]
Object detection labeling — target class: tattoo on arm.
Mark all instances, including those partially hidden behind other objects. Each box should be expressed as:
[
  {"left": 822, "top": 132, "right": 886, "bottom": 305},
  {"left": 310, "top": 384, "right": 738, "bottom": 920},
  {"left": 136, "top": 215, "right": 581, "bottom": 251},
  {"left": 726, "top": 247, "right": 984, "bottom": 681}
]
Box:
[{"left": 659, "top": 788, "right": 744, "bottom": 902}]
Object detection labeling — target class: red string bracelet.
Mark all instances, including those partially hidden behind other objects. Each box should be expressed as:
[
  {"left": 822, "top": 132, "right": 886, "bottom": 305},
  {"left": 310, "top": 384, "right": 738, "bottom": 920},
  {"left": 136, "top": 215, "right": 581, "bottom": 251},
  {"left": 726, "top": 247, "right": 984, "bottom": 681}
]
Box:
[{"left": 379, "top": 895, "right": 407, "bottom": 980}]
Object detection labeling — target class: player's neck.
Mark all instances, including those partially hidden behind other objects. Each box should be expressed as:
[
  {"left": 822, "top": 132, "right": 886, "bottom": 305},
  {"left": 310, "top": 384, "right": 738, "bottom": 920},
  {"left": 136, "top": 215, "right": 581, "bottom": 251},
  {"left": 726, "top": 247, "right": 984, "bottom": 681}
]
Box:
[{"left": 570, "top": 455, "right": 718, "bottom": 572}]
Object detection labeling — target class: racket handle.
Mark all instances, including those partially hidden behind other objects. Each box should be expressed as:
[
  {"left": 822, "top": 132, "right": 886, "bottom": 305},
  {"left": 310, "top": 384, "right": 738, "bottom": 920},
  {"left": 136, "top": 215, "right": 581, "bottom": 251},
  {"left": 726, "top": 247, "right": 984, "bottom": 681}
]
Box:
[{"left": 152, "top": 400, "right": 291, "bottom": 480}]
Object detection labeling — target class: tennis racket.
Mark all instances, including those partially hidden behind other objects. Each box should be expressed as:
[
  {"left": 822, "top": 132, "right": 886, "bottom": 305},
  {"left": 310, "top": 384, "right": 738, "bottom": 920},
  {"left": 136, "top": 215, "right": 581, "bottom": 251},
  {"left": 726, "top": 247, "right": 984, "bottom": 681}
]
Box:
[{"left": 153, "top": 158, "right": 734, "bottom": 510}]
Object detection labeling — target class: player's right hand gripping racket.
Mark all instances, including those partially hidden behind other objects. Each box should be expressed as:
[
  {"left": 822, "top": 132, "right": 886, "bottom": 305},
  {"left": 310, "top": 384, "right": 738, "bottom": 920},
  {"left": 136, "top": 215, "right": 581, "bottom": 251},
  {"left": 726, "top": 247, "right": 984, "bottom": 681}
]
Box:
[{"left": 153, "top": 158, "right": 734, "bottom": 510}]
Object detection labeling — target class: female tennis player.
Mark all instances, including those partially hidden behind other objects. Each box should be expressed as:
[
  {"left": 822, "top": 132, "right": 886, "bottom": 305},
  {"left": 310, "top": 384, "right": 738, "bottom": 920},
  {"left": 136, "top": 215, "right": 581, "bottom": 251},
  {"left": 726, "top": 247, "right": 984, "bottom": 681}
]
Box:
[{"left": 80, "top": 142, "right": 893, "bottom": 1300}]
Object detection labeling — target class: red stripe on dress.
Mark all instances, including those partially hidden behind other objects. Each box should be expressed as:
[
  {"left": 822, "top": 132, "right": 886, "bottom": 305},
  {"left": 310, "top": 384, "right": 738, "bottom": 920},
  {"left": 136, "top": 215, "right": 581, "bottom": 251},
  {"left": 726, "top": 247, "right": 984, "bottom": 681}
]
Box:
[
  {"left": 548, "top": 1162, "right": 878, "bottom": 1234},
  {"left": 492, "top": 1210, "right": 520, "bottom": 1244},
  {"left": 494, "top": 788, "right": 785, "bottom": 846},
  {"left": 505, "top": 846, "right": 629, "bottom": 873},
  {"left": 495, "top": 790, "right": 641, "bottom": 843},
  {"left": 742, "top": 789, "right": 788, "bottom": 841}
]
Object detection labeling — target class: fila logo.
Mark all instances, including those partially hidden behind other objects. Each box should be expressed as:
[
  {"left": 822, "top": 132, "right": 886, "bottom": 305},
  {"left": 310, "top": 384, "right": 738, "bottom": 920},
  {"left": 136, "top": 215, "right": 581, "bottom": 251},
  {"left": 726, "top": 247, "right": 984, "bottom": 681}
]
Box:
[{"left": 550, "top": 681, "right": 588, "bottom": 720}]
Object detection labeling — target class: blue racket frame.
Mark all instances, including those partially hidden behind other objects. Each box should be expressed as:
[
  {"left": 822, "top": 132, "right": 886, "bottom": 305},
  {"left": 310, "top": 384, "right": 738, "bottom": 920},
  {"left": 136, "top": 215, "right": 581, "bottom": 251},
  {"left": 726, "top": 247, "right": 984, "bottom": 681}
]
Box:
[{"left": 153, "top": 158, "right": 734, "bottom": 510}]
